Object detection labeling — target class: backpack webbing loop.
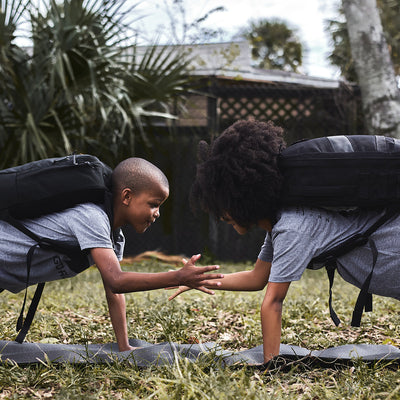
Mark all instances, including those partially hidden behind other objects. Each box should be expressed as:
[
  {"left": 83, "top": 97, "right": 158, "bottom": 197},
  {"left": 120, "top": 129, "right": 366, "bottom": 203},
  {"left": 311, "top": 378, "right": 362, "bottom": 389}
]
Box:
[
  {"left": 326, "top": 266, "right": 341, "bottom": 327},
  {"left": 350, "top": 238, "right": 378, "bottom": 327},
  {"left": 15, "top": 283, "right": 45, "bottom": 343},
  {"left": 15, "top": 239, "right": 51, "bottom": 342},
  {"left": 16, "top": 242, "right": 41, "bottom": 332}
]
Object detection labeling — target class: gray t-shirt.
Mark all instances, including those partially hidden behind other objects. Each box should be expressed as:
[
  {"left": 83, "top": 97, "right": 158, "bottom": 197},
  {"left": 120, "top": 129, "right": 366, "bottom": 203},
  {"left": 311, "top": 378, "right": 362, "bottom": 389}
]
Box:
[
  {"left": 0, "top": 203, "right": 124, "bottom": 293},
  {"left": 258, "top": 206, "right": 400, "bottom": 300}
]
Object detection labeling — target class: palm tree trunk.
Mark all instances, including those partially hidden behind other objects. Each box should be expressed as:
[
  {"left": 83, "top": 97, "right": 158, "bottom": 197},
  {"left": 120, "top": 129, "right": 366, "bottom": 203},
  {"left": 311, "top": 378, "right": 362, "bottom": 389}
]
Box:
[{"left": 342, "top": 0, "right": 400, "bottom": 137}]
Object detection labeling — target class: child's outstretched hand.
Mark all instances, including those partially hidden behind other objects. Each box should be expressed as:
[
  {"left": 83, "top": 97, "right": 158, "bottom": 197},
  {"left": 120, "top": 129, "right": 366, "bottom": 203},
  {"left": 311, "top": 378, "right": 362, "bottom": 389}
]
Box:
[
  {"left": 167, "top": 257, "right": 212, "bottom": 300},
  {"left": 168, "top": 285, "right": 191, "bottom": 300},
  {"left": 170, "top": 254, "right": 223, "bottom": 300}
]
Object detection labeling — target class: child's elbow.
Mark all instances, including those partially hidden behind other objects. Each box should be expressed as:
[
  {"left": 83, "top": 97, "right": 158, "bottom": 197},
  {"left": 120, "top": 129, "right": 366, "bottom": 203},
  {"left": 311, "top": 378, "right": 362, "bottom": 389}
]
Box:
[
  {"left": 259, "top": 276, "right": 270, "bottom": 290},
  {"left": 261, "top": 289, "right": 287, "bottom": 310},
  {"left": 260, "top": 297, "right": 285, "bottom": 318},
  {"left": 254, "top": 281, "right": 268, "bottom": 291},
  {"left": 107, "top": 282, "right": 120, "bottom": 294},
  {"left": 103, "top": 272, "right": 125, "bottom": 294}
]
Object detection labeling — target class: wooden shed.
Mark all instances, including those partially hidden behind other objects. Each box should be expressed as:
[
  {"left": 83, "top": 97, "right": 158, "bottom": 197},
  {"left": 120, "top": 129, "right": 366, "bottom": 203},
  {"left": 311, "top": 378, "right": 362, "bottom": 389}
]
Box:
[{"left": 167, "top": 41, "right": 363, "bottom": 143}]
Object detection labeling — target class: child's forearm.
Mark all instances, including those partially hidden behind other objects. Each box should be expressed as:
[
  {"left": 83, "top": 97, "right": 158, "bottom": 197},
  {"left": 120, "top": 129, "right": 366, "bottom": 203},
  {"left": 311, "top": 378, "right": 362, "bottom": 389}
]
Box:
[
  {"left": 261, "top": 297, "right": 283, "bottom": 362},
  {"left": 113, "top": 270, "right": 185, "bottom": 292},
  {"left": 210, "top": 259, "right": 271, "bottom": 291},
  {"left": 216, "top": 270, "right": 266, "bottom": 291},
  {"left": 104, "top": 287, "right": 131, "bottom": 351},
  {"left": 260, "top": 281, "right": 291, "bottom": 363}
]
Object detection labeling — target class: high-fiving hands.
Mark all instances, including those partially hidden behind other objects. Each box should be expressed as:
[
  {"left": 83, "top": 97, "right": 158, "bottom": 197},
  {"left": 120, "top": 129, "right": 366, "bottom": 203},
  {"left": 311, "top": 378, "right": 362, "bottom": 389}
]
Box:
[{"left": 169, "top": 254, "right": 223, "bottom": 300}]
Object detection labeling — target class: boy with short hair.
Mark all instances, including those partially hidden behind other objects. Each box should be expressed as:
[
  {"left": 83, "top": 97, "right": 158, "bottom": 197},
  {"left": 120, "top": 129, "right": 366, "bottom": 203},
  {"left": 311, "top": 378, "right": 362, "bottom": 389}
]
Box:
[
  {"left": 170, "top": 120, "right": 400, "bottom": 364},
  {"left": 0, "top": 157, "right": 223, "bottom": 351}
]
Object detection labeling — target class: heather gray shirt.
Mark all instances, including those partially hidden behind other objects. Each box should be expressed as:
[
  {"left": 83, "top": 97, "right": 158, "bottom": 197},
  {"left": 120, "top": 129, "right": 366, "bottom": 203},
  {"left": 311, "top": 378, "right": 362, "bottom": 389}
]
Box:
[
  {"left": 258, "top": 207, "right": 400, "bottom": 300},
  {"left": 0, "top": 203, "right": 124, "bottom": 293}
]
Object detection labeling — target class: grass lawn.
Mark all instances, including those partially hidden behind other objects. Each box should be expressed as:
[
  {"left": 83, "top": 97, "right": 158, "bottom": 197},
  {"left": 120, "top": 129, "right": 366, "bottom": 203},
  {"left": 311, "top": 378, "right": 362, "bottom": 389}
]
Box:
[{"left": 0, "top": 259, "right": 399, "bottom": 399}]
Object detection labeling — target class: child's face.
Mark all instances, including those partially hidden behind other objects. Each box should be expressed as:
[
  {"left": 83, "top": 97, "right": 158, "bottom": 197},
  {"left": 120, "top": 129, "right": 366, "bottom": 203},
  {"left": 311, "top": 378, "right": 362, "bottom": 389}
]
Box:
[
  {"left": 124, "top": 181, "right": 169, "bottom": 233},
  {"left": 222, "top": 214, "right": 272, "bottom": 234},
  {"left": 221, "top": 215, "right": 248, "bottom": 235}
]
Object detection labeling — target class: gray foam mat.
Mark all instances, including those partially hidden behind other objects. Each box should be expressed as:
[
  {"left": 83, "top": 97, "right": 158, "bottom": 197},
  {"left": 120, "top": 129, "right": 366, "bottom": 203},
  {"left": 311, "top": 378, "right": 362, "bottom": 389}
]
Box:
[{"left": 0, "top": 339, "right": 399, "bottom": 367}]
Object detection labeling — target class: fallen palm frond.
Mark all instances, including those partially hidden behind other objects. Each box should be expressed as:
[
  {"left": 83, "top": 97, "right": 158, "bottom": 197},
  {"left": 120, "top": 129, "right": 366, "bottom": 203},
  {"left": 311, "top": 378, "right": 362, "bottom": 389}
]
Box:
[{"left": 123, "top": 251, "right": 186, "bottom": 266}]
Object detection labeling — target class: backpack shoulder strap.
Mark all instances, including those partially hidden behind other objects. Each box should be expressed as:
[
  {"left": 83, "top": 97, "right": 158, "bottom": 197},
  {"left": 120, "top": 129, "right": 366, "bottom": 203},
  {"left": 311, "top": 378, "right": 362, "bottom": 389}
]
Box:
[{"left": 351, "top": 238, "right": 378, "bottom": 327}]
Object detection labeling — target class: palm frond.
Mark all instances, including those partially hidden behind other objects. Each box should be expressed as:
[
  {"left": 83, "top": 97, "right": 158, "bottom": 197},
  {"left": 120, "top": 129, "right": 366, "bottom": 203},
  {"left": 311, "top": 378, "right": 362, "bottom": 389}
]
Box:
[{"left": 0, "top": 0, "right": 194, "bottom": 167}]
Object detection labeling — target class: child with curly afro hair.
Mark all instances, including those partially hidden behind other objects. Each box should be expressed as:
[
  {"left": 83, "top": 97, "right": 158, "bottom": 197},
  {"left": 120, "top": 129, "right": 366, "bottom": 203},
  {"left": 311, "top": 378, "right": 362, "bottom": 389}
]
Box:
[
  {"left": 190, "top": 119, "right": 285, "bottom": 230},
  {"left": 170, "top": 119, "right": 400, "bottom": 365}
]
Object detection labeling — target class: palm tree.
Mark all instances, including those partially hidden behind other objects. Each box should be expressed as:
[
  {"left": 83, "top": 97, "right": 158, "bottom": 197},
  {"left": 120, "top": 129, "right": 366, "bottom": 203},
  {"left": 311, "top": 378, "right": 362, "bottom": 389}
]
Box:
[
  {"left": 242, "top": 18, "right": 303, "bottom": 72},
  {"left": 0, "top": 0, "right": 193, "bottom": 167}
]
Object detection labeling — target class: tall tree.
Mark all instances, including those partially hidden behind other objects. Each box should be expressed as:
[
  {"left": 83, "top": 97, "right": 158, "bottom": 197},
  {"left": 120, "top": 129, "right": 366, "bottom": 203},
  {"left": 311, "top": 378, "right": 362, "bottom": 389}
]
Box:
[
  {"left": 342, "top": 0, "right": 400, "bottom": 137},
  {"left": 327, "top": 0, "right": 400, "bottom": 82},
  {"left": 242, "top": 18, "right": 303, "bottom": 72}
]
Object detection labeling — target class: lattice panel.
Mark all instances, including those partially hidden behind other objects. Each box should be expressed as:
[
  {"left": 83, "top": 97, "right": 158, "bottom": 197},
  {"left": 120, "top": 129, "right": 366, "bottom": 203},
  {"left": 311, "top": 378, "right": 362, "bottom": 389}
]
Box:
[{"left": 219, "top": 96, "right": 315, "bottom": 122}]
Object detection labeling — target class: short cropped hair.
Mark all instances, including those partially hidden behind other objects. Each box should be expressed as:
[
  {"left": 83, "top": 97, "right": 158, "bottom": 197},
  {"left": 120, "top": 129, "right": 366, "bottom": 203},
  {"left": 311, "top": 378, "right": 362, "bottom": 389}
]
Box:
[
  {"left": 112, "top": 158, "right": 169, "bottom": 195},
  {"left": 190, "top": 120, "right": 286, "bottom": 228}
]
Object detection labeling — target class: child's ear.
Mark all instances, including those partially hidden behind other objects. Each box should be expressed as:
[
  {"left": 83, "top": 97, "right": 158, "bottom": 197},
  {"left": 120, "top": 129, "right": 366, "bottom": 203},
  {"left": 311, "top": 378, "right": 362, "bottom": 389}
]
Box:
[
  {"left": 197, "top": 140, "right": 210, "bottom": 162},
  {"left": 121, "top": 188, "right": 133, "bottom": 205}
]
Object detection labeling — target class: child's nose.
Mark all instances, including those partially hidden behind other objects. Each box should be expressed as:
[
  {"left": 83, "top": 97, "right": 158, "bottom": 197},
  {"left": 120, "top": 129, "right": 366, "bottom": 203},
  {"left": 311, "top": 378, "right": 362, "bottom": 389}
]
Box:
[{"left": 154, "top": 210, "right": 160, "bottom": 219}]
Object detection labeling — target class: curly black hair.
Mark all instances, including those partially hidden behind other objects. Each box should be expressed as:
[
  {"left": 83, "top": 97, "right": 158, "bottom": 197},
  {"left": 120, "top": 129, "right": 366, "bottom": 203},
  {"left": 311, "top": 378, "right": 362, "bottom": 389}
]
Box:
[{"left": 190, "top": 120, "right": 286, "bottom": 228}]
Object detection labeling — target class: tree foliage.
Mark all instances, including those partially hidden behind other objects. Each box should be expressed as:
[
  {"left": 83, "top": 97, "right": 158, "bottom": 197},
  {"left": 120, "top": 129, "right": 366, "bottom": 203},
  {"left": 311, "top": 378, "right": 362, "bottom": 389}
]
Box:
[
  {"left": 0, "top": 0, "right": 193, "bottom": 168},
  {"left": 241, "top": 18, "right": 303, "bottom": 72},
  {"left": 326, "top": 0, "right": 400, "bottom": 82}
]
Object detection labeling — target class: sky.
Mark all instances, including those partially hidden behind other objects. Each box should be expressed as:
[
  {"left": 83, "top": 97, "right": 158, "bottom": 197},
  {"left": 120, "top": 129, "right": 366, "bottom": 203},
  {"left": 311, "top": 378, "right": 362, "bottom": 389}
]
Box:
[{"left": 134, "top": 0, "right": 342, "bottom": 79}]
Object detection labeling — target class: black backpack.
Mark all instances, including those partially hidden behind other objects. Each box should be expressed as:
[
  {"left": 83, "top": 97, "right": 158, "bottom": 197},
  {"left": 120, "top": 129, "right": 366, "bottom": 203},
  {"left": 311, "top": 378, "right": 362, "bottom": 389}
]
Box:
[
  {"left": 278, "top": 135, "right": 400, "bottom": 327},
  {"left": 0, "top": 154, "right": 113, "bottom": 343}
]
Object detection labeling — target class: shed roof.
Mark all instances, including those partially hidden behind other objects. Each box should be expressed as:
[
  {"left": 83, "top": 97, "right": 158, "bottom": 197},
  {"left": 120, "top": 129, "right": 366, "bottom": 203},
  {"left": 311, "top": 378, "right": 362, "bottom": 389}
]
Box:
[
  {"left": 136, "top": 41, "right": 342, "bottom": 89},
  {"left": 185, "top": 41, "right": 341, "bottom": 89}
]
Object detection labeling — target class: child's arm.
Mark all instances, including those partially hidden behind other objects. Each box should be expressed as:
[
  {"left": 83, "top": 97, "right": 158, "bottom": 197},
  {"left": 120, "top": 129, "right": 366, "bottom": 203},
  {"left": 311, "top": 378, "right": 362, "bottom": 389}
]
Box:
[
  {"left": 102, "top": 283, "right": 133, "bottom": 351},
  {"left": 92, "top": 248, "right": 223, "bottom": 293},
  {"left": 261, "top": 281, "right": 291, "bottom": 362},
  {"left": 168, "top": 258, "right": 271, "bottom": 299},
  {"left": 214, "top": 258, "right": 271, "bottom": 290}
]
